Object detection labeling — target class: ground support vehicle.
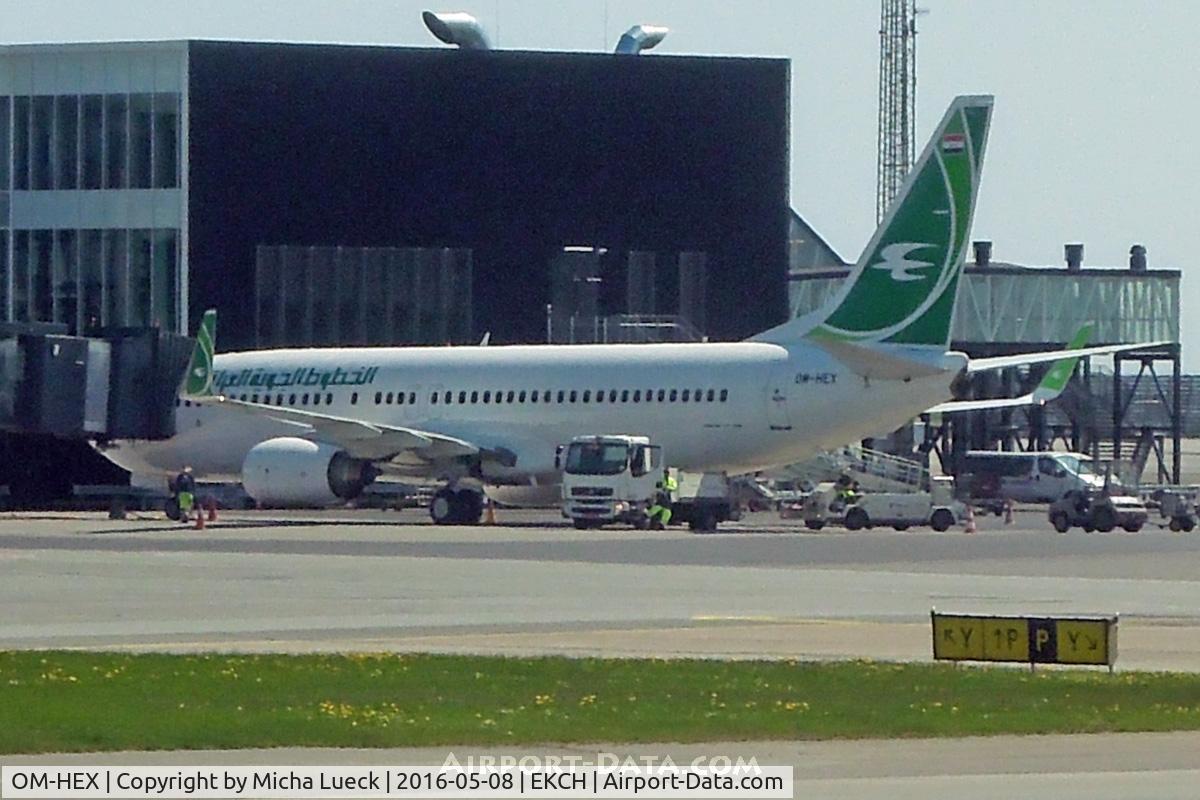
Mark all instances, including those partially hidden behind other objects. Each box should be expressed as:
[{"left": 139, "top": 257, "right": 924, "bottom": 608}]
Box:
[
  {"left": 798, "top": 477, "right": 965, "bottom": 532},
  {"left": 559, "top": 435, "right": 739, "bottom": 532},
  {"left": 1048, "top": 488, "right": 1149, "bottom": 533},
  {"left": 1139, "top": 486, "right": 1198, "bottom": 532}
]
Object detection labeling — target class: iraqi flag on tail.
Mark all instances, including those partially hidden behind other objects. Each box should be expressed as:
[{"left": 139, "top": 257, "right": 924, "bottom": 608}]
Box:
[{"left": 942, "top": 132, "right": 966, "bottom": 153}]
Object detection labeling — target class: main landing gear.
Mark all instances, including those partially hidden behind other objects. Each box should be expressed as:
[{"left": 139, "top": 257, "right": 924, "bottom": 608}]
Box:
[{"left": 430, "top": 486, "right": 485, "bottom": 525}]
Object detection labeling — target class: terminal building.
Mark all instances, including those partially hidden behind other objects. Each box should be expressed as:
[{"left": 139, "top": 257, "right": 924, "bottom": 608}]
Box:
[
  {"left": 0, "top": 37, "right": 792, "bottom": 497},
  {"left": 0, "top": 40, "right": 791, "bottom": 350}
]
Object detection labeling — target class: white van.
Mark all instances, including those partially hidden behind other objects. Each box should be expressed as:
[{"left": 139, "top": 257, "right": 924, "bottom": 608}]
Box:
[{"left": 961, "top": 451, "right": 1106, "bottom": 505}]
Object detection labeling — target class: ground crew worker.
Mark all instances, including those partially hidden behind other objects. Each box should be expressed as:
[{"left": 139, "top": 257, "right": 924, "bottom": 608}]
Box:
[
  {"left": 648, "top": 468, "right": 678, "bottom": 529},
  {"left": 832, "top": 474, "right": 855, "bottom": 511},
  {"left": 174, "top": 466, "right": 196, "bottom": 523}
]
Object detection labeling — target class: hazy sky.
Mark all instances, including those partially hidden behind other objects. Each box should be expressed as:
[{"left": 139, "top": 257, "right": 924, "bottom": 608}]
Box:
[{"left": 5, "top": 1, "right": 1197, "bottom": 363}]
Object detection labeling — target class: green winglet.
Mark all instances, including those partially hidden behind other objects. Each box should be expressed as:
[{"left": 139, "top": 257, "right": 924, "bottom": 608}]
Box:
[
  {"left": 183, "top": 309, "right": 217, "bottom": 397},
  {"left": 1032, "top": 324, "right": 1091, "bottom": 403}
]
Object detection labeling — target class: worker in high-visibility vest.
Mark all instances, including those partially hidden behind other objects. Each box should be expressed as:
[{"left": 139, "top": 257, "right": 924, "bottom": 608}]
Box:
[{"left": 648, "top": 468, "right": 678, "bottom": 529}]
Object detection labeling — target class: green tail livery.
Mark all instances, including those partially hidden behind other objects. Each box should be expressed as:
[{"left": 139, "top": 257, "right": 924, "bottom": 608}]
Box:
[
  {"left": 756, "top": 95, "right": 992, "bottom": 349},
  {"left": 183, "top": 309, "right": 217, "bottom": 397}
]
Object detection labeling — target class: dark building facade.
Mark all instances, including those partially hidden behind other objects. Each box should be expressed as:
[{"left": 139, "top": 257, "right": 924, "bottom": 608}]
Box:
[{"left": 185, "top": 41, "right": 790, "bottom": 347}]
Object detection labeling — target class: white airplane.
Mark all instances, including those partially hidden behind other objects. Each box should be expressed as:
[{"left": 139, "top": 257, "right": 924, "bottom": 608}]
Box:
[{"left": 98, "top": 95, "right": 1160, "bottom": 523}]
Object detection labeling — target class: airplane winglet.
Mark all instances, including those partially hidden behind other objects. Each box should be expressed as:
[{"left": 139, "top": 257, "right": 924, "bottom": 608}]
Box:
[{"left": 182, "top": 309, "right": 217, "bottom": 397}]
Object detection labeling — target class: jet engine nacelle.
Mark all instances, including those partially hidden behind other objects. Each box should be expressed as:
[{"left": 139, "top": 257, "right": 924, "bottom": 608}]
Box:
[{"left": 242, "top": 437, "right": 375, "bottom": 507}]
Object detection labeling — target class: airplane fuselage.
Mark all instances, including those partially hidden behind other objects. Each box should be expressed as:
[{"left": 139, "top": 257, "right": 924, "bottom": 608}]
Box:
[{"left": 101, "top": 340, "right": 962, "bottom": 490}]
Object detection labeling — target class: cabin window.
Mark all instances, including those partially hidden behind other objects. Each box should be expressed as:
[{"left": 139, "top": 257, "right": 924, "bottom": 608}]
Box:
[
  {"left": 458, "top": 391, "right": 466, "bottom": 404},
  {"left": 288, "top": 394, "right": 296, "bottom": 405},
  {"left": 632, "top": 390, "right": 641, "bottom": 402},
  {"left": 655, "top": 389, "right": 664, "bottom": 402},
  {"left": 505, "top": 390, "right": 514, "bottom": 403},
  {"left": 621, "top": 390, "right": 629, "bottom": 402},
  {"left": 693, "top": 388, "right": 702, "bottom": 402},
  {"left": 582, "top": 390, "right": 591, "bottom": 403},
  {"left": 569, "top": 390, "right": 577, "bottom": 403},
  {"left": 311, "top": 394, "right": 319, "bottom": 406},
  {"left": 719, "top": 389, "right": 728, "bottom": 402},
  {"left": 483, "top": 391, "right": 491, "bottom": 403},
  {"left": 669, "top": 389, "right": 678, "bottom": 402},
  {"left": 408, "top": 392, "right": 416, "bottom": 405},
  {"left": 383, "top": 391, "right": 392, "bottom": 404},
  {"left": 301, "top": 394, "right": 309, "bottom": 405},
  {"left": 430, "top": 392, "right": 438, "bottom": 404},
  {"left": 326, "top": 393, "right": 333, "bottom": 404},
  {"left": 557, "top": 390, "right": 565, "bottom": 403},
  {"left": 348, "top": 392, "right": 357, "bottom": 405},
  {"left": 682, "top": 389, "right": 690, "bottom": 402},
  {"left": 543, "top": 390, "right": 552, "bottom": 403},
  {"left": 706, "top": 389, "right": 715, "bottom": 402},
  {"left": 519, "top": 390, "right": 527, "bottom": 403},
  {"left": 470, "top": 391, "right": 478, "bottom": 403},
  {"left": 374, "top": 391, "right": 382, "bottom": 404}
]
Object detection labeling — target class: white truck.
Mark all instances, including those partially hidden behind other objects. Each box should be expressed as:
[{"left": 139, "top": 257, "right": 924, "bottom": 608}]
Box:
[
  {"left": 558, "top": 434, "right": 738, "bottom": 532},
  {"left": 795, "top": 476, "right": 965, "bottom": 532}
]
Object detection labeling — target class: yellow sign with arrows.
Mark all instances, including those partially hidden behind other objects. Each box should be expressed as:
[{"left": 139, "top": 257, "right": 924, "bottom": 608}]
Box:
[{"left": 932, "top": 611, "right": 1117, "bottom": 671}]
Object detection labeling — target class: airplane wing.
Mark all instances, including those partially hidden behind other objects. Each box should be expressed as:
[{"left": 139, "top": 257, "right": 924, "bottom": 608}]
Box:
[
  {"left": 965, "top": 341, "right": 1171, "bottom": 373},
  {"left": 930, "top": 324, "right": 1093, "bottom": 414},
  {"left": 189, "top": 395, "right": 480, "bottom": 462}
]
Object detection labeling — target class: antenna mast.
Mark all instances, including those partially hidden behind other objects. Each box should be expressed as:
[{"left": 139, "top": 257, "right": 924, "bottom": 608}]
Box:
[{"left": 876, "top": 0, "right": 918, "bottom": 223}]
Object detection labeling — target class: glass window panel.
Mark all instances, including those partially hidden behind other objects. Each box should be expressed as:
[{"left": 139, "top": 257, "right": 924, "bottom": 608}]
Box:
[
  {"left": 54, "top": 229, "right": 78, "bottom": 332},
  {"left": 32, "top": 230, "right": 52, "bottom": 321},
  {"left": 55, "top": 96, "right": 78, "bottom": 190},
  {"left": 13, "top": 97, "right": 29, "bottom": 191},
  {"left": 152, "top": 93, "right": 179, "bottom": 189},
  {"left": 104, "top": 95, "right": 127, "bottom": 189},
  {"left": 129, "top": 93, "right": 152, "bottom": 189},
  {"left": 0, "top": 231, "right": 8, "bottom": 322},
  {"left": 80, "top": 229, "right": 103, "bottom": 331},
  {"left": 152, "top": 229, "right": 177, "bottom": 331},
  {"left": 31, "top": 96, "right": 52, "bottom": 190},
  {"left": 104, "top": 229, "right": 128, "bottom": 326},
  {"left": 129, "top": 229, "right": 152, "bottom": 326},
  {"left": 0, "top": 97, "right": 10, "bottom": 190},
  {"left": 12, "top": 230, "right": 29, "bottom": 320},
  {"left": 81, "top": 96, "right": 103, "bottom": 189}
]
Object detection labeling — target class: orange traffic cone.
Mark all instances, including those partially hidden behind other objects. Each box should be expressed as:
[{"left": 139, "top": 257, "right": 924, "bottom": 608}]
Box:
[
  {"left": 484, "top": 499, "right": 496, "bottom": 525},
  {"left": 193, "top": 507, "right": 205, "bottom": 530},
  {"left": 964, "top": 505, "right": 977, "bottom": 534}
]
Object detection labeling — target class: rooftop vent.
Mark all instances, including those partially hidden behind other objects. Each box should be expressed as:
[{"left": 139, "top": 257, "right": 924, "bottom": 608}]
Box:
[
  {"left": 614, "top": 25, "right": 669, "bottom": 54},
  {"left": 422, "top": 11, "right": 491, "bottom": 50}
]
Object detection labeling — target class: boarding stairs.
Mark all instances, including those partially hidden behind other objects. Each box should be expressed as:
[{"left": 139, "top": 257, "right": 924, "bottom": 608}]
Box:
[{"left": 784, "top": 444, "right": 929, "bottom": 493}]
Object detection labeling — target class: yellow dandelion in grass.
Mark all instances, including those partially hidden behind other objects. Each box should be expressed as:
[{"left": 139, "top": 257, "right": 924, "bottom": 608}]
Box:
[
  {"left": 578, "top": 694, "right": 597, "bottom": 707},
  {"left": 534, "top": 694, "right": 554, "bottom": 706}
]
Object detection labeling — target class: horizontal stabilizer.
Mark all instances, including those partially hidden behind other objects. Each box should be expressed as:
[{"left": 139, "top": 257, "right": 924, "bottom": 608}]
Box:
[{"left": 814, "top": 339, "right": 964, "bottom": 382}]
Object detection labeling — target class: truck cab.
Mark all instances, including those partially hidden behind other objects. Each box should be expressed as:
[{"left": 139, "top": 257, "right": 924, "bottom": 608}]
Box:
[
  {"left": 558, "top": 434, "right": 737, "bottom": 532},
  {"left": 560, "top": 435, "right": 660, "bottom": 529}
]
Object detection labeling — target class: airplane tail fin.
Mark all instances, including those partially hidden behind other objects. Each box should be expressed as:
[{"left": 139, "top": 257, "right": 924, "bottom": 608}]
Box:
[
  {"left": 753, "top": 94, "right": 993, "bottom": 349},
  {"left": 182, "top": 309, "right": 216, "bottom": 397}
]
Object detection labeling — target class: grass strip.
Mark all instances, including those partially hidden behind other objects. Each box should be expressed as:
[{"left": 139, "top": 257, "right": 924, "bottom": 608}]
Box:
[{"left": 3, "top": 651, "right": 1200, "bottom": 753}]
